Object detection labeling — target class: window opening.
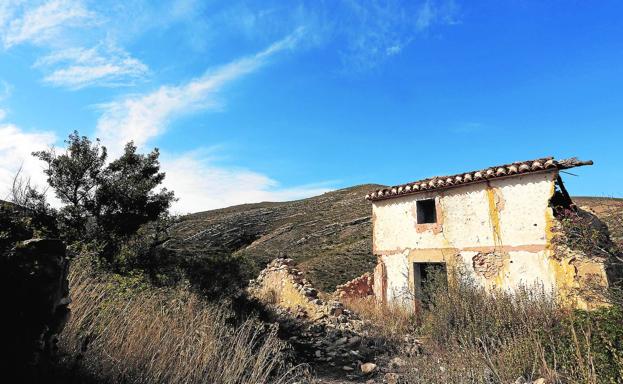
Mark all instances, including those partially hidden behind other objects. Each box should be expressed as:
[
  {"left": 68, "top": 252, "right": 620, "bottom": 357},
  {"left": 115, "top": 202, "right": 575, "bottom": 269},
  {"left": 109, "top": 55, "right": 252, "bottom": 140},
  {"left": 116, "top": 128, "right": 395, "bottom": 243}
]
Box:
[{"left": 416, "top": 199, "right": 437, "bottom": 224}]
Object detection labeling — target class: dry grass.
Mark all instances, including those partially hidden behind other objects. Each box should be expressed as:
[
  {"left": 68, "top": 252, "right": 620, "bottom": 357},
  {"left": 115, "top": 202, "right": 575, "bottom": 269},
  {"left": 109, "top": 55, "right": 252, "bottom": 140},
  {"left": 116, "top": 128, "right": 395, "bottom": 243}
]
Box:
[
  {"left": 58, "top": 257, "right": 309, "bottom": 384},
  {"left": 342, "top": 296, "right": 415, "bottom": 339},
  {"left": 340, "top": 278, "right": 622, "bottom": 383},
  {"left": 403, "top": 279, "right": 623, "bottom": 384}
]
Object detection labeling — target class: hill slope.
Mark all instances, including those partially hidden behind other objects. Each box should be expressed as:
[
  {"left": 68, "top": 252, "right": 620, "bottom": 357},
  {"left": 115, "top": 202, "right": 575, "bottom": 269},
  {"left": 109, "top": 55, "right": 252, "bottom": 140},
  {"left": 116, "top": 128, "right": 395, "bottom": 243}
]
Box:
[
  {"left": 574, "top": 197, "right": 623, "bottom": 247},
  {"left": 167, "top": 187, "right": 622, "bottom": 292},
  {"left": 167, "top": 184, "right": 383, "bottom": 291}
]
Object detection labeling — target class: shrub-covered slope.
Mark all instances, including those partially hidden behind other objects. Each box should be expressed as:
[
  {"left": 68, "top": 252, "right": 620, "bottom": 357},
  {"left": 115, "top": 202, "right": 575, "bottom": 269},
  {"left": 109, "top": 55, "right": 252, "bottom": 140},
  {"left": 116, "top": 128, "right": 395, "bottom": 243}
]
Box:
[
  {"left": 167, "top": 184, "right": 382, "bottom": 292},
  {"left": 574, "top": 196, "right": 623, "bottom": 249}
]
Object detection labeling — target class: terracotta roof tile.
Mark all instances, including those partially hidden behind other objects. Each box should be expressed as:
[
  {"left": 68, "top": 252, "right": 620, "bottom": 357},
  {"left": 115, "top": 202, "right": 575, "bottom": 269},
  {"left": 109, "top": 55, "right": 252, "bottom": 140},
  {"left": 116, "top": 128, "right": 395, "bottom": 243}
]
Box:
[{"left": 365, "top": 157, "right": 593, "bottom": 201}]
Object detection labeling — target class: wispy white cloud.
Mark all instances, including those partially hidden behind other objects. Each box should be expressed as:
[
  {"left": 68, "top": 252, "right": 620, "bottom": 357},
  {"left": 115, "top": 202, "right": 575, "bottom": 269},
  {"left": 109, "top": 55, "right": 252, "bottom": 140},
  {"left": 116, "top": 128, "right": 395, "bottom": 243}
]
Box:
[
  {"left": 417, "top": 0, "right": 460, "bottom": 30},
  {"left": 161, "top": 150, "right": 332, "bottom": 213},
  {"left": 0, "top": 80, "right": 10, "bottom": 121},
  {"left": 0, "top": 1, "right": 148, "bottom": 89},
  {"left": 0, "top": 79, "right": 11, "bottom": 100},
  {"left": 1, "top": 0, "right": 96, "bottom": 48},
  {"left": 386, "top": 44, "right": 402, "bottom": 56},
  {"left": 91, "top": 28, "right": 330, "bottom": 212},
  {"left": 95, "top": 29, "right": 303, "bottom": 153},
  {"left": 338, "top": 0, "right": 460, "bottom": 70},
  {"left": 35, "top": 43, "right": 148, "bottom": 89},
  {"left": 0, "top": 124, "right": 56, "bottom": 200},
  {"left": 416, "top": 1, "right": 436, "bottom": 31}
]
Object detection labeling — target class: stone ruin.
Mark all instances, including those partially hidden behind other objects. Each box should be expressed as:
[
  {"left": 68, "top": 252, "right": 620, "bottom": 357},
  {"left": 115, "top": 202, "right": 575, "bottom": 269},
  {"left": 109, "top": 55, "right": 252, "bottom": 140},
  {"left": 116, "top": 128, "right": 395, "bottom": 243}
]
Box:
[
  {"left": 248, "top": 258, "right": 414, "bottom": 380},
  {"left": 248, "top": 257, "right": 359, "bottom": 323}
]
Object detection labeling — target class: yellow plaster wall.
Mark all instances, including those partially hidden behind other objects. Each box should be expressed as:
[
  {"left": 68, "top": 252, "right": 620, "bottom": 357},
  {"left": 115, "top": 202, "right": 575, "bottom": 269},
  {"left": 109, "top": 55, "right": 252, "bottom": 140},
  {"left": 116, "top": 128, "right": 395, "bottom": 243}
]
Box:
[{"left": 371, "top": 170, "right": 610, "bottom": 308}]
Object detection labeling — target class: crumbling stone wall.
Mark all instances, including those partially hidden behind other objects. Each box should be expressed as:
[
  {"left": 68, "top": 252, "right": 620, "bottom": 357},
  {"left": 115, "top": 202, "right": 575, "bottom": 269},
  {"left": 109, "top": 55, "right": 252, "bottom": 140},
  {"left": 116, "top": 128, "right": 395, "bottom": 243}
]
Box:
[
  {"left": 335, "top": 272, "right": 374, "bottom": 299},
  {"left": 248, "top": 258, "right": 323, "bottom": 319},
  {"left": 550, "top": 207, "right": 617, "bottom": 309},
  {"left": 248, "top": 258, "right": 362, "bottom": 323},
  {"left": 248, "top": 258, "right": 393, "bottom": 375}
]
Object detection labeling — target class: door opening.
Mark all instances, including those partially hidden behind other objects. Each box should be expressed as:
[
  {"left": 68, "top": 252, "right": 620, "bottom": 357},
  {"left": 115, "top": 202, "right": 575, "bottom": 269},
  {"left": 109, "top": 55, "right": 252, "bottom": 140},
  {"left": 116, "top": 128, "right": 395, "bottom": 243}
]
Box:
[{"left": 413, "top": 262, "right": 447, "bottom": 308}]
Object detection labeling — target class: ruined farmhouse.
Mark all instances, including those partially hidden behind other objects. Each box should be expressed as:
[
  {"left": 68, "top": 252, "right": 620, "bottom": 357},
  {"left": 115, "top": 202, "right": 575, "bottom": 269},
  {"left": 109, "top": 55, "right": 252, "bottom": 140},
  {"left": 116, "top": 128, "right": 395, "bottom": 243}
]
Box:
[{"left": 365, "top": 157, "right": 614, "bottom": 309}]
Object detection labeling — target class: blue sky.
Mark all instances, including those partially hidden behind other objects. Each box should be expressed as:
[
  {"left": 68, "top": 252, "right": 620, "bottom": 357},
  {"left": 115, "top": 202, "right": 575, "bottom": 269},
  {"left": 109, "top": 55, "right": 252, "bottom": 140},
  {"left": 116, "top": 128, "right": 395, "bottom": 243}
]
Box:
[{"left": 0, "top": 0, "right": 621, "bottom": 212}]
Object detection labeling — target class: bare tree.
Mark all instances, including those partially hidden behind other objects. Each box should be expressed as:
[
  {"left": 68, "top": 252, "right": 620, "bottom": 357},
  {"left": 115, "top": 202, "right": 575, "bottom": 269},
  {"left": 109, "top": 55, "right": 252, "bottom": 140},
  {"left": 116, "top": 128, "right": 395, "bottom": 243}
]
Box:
[{"left": 8, "top": 165, "right": 51, "bottom": 214}]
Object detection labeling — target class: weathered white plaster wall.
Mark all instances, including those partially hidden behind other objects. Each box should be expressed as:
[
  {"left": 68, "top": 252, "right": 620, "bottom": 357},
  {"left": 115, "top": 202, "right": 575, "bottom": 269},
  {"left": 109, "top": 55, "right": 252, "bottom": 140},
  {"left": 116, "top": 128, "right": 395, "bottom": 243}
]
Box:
[
  {"left": 381, "top": 253, "right": 410, "bottom": 304},
  {"left": 373, "top": 172, "right": 557, "bottom": 253},
  {"left": 456, "top": 250, "right": 557, "bottom": 293},
  {"left": 372, "top": 171, "right": 559, "bottom": 304}
]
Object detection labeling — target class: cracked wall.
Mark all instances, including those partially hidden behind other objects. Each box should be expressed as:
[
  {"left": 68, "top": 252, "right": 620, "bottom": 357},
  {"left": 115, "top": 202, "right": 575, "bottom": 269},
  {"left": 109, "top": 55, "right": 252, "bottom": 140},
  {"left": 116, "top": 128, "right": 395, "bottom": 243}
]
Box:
[{"left": 371, "top": 170, "right": 610, "bottom": 309}]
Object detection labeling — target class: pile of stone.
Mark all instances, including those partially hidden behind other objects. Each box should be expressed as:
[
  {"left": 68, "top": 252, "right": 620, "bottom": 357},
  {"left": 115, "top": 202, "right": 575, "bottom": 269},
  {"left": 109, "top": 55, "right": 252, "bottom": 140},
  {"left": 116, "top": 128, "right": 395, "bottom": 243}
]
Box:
[
  {"left": 248, "top": 258, "right": 321, "bottom": 315},
  {"left": 249, "top": 258, "right": 400, "bottom": 380}
]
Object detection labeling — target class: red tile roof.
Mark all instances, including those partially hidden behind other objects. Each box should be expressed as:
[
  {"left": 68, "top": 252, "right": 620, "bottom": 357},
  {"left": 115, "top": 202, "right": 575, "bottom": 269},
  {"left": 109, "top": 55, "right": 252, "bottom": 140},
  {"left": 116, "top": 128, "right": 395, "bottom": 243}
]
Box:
[{"left": 365, "top": 157, "right": 593, "bottom": 201}]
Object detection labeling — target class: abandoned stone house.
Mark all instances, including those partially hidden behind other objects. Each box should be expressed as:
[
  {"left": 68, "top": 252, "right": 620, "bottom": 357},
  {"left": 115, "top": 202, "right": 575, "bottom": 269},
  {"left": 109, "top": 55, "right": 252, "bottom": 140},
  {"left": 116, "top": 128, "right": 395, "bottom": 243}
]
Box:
[{"left": 365, "top": 157, "right": 612, "bottom": 310}]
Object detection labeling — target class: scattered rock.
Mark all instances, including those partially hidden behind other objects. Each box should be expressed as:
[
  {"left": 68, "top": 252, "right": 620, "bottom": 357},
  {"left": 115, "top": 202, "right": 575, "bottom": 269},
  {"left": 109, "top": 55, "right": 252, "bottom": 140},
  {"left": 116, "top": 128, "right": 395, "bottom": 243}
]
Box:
[
  {"left": 389, "top": 357, "right": 406, "bottom": 370},
  {"left": 247, "top": 257, "right": 409, "bottom": 375},
  {"left": 385, "top": 372, "right": 400, "bottom": 384},
  {"left": 361, "top": 362, "right": 377, "bottom": 374}
]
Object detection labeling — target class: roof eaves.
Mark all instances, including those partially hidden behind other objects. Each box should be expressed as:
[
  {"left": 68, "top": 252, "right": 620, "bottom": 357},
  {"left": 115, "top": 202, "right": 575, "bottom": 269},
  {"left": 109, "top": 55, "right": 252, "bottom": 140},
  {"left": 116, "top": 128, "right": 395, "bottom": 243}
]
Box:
[{"left": 365, "top": 157, "right": 593, "bottom": 202}]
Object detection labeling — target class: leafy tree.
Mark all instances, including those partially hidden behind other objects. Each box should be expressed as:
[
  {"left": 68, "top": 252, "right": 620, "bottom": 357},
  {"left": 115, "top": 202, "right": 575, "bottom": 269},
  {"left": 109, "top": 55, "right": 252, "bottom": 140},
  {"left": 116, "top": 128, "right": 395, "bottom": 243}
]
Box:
[
  {"left": 95, "top": 142, "right": 175, "bottom": 240},
  {"left": 32, "top": 132, "right": 175, "bottom": 261},
  {"left": 33, "top": 131, "right": 106, "bottom": 241}
]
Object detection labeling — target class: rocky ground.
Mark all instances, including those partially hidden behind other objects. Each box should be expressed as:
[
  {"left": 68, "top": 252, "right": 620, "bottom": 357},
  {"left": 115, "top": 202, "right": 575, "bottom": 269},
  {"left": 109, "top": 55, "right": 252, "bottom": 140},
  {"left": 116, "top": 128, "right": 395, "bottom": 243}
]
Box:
[
  {"left": 169, "top": 191, "right": 622, "bottom": 383},
  {"left": 248, "top": 258, "right": 418, "bottom": 383}
]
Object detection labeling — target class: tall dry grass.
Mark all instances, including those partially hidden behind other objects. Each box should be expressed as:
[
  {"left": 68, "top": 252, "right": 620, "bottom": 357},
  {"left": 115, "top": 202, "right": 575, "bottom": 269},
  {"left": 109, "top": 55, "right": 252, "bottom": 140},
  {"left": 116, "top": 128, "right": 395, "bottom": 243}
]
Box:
[
  {"left": 403, "top": 278, "right": 623, "bottom": 384},
  {"left": 342, "top": 276, "right": 622, "bottom": 383},
  {"left": 341, "top": 296, "right": 415, "bottom": 345},
  {"left": 58, "top": 257, "right": 309, "bottom": 384}
]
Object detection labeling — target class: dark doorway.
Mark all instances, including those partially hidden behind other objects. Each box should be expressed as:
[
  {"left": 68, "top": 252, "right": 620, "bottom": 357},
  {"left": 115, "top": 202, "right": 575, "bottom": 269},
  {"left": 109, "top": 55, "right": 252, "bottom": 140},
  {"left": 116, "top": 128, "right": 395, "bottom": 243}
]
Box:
[{"left": 413, "top": 262, "right": 447, "bottom": 308}]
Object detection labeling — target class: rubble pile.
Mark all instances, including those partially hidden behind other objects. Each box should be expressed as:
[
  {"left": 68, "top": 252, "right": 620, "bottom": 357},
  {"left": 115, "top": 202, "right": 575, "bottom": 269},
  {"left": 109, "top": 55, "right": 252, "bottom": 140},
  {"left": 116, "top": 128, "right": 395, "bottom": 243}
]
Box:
[{"left": 249, "top": 258, "right": 415, "bottom": 381}]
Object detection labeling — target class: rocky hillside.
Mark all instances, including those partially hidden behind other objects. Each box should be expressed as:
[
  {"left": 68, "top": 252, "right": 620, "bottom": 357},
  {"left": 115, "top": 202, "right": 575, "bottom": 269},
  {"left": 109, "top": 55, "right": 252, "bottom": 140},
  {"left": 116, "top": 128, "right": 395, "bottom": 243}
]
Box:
[
  {"left": 167, "top": 184, "right": 383, "bottom": 292},
  {"left": 167, "top": 186, "right": 622, "bottom": 293},
  {"left": 574, "top": 197, "right": 623, "bottom": 248}
]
